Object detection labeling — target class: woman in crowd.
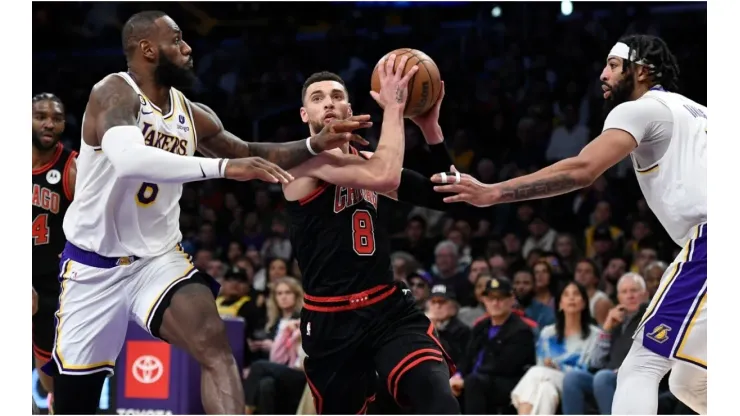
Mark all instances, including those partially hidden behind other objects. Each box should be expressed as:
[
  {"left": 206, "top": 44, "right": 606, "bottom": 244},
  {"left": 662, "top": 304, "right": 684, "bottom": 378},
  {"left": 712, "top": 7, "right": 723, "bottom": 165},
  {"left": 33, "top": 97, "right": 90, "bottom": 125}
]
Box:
[
  {"left": 532, "top": 260, "right": 557, "bottom": 309},
  {"left": 247, "top": 277, "right": 303, "bottom": 362},
  {"left": 511, "top": 281, "right": 601, "bottom": 415},
  {"left": 244, "top": 277, "right": 306, "bottom": 414}
]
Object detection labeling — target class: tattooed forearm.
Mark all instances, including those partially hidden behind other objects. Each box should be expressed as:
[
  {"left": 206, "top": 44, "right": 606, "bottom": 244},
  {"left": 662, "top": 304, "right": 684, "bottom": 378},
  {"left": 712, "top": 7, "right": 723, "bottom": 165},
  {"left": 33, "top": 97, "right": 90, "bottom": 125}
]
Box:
[
  {"left": 498, "top": 174, "right": 579, "bottom": 202},
  {"left": 246, "top": 141, "right": 314, "bottom": 170},
  {"left": 395, "top": 86, "right": 406, "bottom": 104}
]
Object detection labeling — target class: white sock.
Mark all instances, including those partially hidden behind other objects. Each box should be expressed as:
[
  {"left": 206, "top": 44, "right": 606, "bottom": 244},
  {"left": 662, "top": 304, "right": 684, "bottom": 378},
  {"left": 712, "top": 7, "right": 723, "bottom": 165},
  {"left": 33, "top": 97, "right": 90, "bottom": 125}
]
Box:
[{"left": 612, "top": 339, "right": 672, "bottom": 414}]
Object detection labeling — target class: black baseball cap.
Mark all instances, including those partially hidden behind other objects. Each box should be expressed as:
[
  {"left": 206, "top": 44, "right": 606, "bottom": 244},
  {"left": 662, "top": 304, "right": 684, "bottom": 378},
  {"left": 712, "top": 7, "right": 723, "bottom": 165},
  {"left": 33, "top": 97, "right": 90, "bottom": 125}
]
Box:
[
  {"left": 483, "top": 277, "right": 513, "bottom": 297},
  {"left": 429, "top": 284, "right": 456, "bottom": 301},
  {"left": 593, "top": 225, "right": 613, "bottom": 242},
  {"left": 224, "top": 267, "right": 248, "bottom": 282}
]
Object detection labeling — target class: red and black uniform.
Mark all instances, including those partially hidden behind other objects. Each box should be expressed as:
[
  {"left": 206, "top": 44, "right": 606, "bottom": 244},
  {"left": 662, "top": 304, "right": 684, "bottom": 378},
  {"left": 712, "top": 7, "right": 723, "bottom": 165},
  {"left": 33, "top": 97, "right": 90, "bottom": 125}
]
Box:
[
  {"left": 32, "top": 143, "right": 76, "bottom": 362},
  {"left": 285, "top": 147, "right": 458, "bottom": 415}
]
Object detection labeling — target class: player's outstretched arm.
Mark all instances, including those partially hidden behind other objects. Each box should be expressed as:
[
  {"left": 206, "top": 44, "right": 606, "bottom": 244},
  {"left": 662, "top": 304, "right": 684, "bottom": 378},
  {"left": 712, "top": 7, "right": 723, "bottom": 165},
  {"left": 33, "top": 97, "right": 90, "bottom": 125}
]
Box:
[
  {"left": 88, "top": 76, "right": 290, "bottom": 184},
  {"left": 286, "top": 54, "right": 418, "bottom": 193},
  {"left": 431, "top": 129, "right": 638, "bottom": 207},
  {"left": 191, "top": 102, "right": 371, "bottom": 169}
]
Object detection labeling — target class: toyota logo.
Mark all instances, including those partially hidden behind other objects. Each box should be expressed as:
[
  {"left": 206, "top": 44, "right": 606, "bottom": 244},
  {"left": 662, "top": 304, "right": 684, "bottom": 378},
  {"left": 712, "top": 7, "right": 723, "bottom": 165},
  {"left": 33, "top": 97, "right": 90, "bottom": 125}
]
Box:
[{"left": 131, "top": 355, "right": 163, "bottom": 384}]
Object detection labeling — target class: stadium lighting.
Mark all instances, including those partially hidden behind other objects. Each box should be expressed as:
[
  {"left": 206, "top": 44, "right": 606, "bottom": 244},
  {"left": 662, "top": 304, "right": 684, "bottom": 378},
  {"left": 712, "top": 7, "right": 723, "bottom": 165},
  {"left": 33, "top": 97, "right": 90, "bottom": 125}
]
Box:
[
  {"left": 561, "top": 1, "right": 573, "bottom": 16},
  {"left": 491, "top": 6, "right": 502, "bottom": 18}
]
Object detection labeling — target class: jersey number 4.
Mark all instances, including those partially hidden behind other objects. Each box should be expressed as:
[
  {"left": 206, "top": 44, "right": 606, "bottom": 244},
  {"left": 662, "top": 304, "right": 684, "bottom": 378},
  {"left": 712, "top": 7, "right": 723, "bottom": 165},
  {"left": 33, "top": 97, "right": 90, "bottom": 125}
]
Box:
[
  {"left": 32, "top": 214, "right": 50, "bottom": 246},
  {"left": 352, "top": 210, "right": 376, "bottom": 256}
]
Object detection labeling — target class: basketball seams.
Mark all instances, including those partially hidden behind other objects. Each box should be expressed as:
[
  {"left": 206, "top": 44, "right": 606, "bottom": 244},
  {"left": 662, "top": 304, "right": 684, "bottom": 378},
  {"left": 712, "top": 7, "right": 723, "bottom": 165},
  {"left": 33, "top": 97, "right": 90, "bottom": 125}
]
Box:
[{"left": 371, "top": 49, "right": 440, "bottom": 117}]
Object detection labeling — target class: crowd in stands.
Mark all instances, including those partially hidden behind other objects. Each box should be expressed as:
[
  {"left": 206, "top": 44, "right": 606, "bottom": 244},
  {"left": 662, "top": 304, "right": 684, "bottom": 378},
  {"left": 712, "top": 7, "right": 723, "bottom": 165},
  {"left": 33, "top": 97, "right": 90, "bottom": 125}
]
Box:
[{"left": 32, "top": 2, "right": 706, "bottom": 414}]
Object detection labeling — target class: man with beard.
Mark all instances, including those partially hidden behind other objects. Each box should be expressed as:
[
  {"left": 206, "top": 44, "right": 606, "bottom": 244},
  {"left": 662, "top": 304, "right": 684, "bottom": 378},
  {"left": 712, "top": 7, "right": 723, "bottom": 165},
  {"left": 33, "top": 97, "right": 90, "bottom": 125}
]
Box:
[
  {"left": 512, "top": 269, "right": 554, "bottom": 328},
  {"left": 282, "top": 66, "right": 461, "bottom": 414},
  {"left": 32, "top": 93, "right": 77, "bottom": 410},
  {"left": 43, "top": 11, "right": 371, "bottom": 415},
  {"left": 432, "top": 34, "right": 706, "bottom": 415}
]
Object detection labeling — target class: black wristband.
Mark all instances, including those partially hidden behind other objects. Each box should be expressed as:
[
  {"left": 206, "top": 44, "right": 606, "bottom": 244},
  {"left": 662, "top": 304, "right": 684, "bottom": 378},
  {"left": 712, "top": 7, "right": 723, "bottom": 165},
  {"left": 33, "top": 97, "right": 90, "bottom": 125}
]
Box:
[
  {"left": 396, "top": 168, "right": 449, "bottom": 211},
  {"left": 429, "top": 141, "right": 454, "bottom": 170}
]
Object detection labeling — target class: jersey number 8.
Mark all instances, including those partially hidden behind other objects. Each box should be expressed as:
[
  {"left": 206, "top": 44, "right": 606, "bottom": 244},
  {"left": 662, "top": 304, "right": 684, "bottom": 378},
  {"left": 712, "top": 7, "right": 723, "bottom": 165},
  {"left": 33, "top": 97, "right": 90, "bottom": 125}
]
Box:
[
  {"left": 352, "top": 210, "right": 376, "bottom": 256},
  {"left": 136, "top": 182, "right": 160, "bottom": 206}
]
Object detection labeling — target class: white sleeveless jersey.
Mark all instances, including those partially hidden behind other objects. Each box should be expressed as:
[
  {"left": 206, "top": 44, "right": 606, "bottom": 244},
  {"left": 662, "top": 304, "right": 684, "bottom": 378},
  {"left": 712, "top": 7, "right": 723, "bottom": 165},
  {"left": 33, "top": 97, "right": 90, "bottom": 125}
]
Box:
[
  {"left": 631, "top": 90, "right": 707, "bottom": 247},
  {"left": 63, "top": 72, "right": 198, "bottom": 257}
]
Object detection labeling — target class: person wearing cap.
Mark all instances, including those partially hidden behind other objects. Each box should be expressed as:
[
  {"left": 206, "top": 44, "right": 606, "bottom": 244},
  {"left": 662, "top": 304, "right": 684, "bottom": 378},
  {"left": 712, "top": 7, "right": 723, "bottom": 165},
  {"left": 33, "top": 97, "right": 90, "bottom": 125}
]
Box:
[
  {"left": 216, "top": 267, "right": 264, "bottom": 367},
  {"left": 407, "top": 269, "right": 433, "bottom": 310},
  {"left": 450, "top": 277, "right": 536, "bottom": 414},
  {"left": 426, "top": 284, "right": 470, "bottom": 366}
]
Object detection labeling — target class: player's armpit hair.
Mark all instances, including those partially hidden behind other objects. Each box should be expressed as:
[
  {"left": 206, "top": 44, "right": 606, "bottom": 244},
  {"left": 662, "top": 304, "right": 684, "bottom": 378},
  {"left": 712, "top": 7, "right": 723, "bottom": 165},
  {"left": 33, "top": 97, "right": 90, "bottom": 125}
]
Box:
[
  {"left": 396, "top": 169, "right": 449, "bottom": 211},
  {"left": 89, "top": 75, "right": 140, "bottom": 142}
]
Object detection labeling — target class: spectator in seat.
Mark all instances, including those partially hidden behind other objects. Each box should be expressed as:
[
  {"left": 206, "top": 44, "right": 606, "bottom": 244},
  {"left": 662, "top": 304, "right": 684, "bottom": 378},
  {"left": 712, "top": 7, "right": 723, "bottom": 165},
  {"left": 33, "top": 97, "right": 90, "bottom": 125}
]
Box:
[
  {"left": 512, "top": 268, "right": 555, "bottom": 328},
  {"left": 511, "top": 281, "right": 601, "bottom": 415},
  {"left": 574, "top": 259, "right": 613, "bottom": 326},
  {"left": 561, "top": 273, "right": 649, "bottom": 414},
  {"left": 247, "top": 277, "right": 303, "bottom": 364},
  {"left": 243, "top": 318, "right": 307, "bottom": 414},
  {"left": 458, "top": 273, "right": 493, "bottom": 327},
  {"left": 532, "top": 260, "right": 557, "bottom": 309},
  {"left": 450, "top": 277, "right": 536, "bottom": 414},
  {"left": 215, "top": 267, "right": 264, "bottom": 368},
  {"left": 407, "top": 269, "right": 433, "bottom": 310},
  {"left": 427, "top": 284, "right": 471, "bottom": 366},
  {"left": 643, "top": 261, "right": 667, "bottom": 299}
]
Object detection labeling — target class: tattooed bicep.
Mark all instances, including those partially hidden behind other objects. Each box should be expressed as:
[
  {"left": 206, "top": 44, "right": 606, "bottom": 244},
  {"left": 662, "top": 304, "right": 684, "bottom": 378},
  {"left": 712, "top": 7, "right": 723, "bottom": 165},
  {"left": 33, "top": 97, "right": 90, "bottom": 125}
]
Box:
[{"left": 89, "top": 75, "right": 140, "bottom": 137}]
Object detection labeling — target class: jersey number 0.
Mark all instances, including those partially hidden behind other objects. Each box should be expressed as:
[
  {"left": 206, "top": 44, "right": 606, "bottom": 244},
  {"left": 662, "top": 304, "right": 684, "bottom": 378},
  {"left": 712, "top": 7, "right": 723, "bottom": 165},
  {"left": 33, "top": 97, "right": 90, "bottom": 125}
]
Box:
[{"left": 352, "top": 210, "right": 376, "bottom": 256}]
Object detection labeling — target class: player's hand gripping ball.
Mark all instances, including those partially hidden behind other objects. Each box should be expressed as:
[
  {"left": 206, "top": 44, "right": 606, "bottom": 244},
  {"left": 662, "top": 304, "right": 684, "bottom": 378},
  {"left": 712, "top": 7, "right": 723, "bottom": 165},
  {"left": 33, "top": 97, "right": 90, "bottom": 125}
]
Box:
[{"left": 371, "top": 48, "right": 442, "bottom": 118}]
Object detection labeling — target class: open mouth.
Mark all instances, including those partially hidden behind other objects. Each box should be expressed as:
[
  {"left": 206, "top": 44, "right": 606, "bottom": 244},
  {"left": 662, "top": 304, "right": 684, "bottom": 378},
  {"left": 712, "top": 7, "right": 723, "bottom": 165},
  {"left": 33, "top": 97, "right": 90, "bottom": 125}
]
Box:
[
  {"left": 323, "top": 112, "right": 337, "bottom": 123},
  {"left": 41, "top": 132, "right": 55, "bottom": 141},
  {"left": 602, "top": 84, "right": 611, "bottom": 99}
]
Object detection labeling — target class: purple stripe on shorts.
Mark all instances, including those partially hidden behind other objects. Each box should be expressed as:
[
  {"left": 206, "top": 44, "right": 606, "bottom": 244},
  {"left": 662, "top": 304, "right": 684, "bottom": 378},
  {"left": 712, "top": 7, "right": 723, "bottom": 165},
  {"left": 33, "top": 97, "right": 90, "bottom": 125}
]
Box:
[
  {"left": 60, "top": 242, "right": 140, "bottom": 270},
  {"left": 642, "top": 223, "right": 706, "bottom": 358}
]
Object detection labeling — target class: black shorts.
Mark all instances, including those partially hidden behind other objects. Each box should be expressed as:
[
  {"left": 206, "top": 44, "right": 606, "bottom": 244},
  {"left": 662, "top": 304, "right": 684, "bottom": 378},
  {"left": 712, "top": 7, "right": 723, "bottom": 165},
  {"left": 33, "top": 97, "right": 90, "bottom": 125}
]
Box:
[
  {"left": 300, "top": 282, "right": 455, "bottom": 414},
  {"left": 33, "top": 286, "right": 59, "bottom": 363}
]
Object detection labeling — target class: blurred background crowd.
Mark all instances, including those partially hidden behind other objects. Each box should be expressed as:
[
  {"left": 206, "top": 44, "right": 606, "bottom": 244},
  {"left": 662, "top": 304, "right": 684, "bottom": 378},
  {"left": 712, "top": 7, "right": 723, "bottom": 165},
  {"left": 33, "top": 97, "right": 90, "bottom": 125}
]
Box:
[{"left": 32, "top": 1, "right": 706, "bottom": 414}]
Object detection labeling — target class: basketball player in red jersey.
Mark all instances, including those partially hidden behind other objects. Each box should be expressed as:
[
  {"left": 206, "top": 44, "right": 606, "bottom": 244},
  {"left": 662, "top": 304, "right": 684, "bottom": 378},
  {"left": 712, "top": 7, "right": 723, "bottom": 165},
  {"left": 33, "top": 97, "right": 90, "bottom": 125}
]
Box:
[{"left": 32, "top": 93, "right": 77, "bottom": 411}]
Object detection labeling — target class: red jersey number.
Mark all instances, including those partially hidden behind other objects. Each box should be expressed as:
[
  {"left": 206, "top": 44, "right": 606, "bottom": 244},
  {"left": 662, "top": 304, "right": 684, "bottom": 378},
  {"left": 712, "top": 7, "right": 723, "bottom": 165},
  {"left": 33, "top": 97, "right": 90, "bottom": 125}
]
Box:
[
  {"left": 33, "top": 214, "right": 50, "bottom": 245},
  {"left": 352, "top": 210, "right": 376, "bottom": 256}
]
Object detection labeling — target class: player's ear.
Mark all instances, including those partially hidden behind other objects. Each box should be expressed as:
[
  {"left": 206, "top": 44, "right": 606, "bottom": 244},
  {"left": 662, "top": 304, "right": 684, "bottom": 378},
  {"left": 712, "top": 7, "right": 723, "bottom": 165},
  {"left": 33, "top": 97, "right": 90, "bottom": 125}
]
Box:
[
  {"left": 635, "top": 64, "right": 647, "bottom": 83},
  {"left": 299, "top": 107, "right": 309, "bottom": 124},
  {"left": 347, "top": 103, "right": 353, "bottom": 117},
  {"left": 140, "top": 40, "right": 156, "bottom": 60}
]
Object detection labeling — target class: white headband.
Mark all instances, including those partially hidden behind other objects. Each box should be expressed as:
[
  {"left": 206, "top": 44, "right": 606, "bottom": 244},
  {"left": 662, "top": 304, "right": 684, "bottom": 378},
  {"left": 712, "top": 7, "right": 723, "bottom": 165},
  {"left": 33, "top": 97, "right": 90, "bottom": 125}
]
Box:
[{"left": 608, "top": 42, "right": 654, "bottom": 68}]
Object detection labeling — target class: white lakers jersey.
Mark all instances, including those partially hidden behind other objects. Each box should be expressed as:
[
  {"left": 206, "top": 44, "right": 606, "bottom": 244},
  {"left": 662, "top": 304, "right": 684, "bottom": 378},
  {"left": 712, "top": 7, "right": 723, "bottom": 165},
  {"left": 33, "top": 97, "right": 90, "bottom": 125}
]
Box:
[
  {"left": 631, "top": 90, "right": 707, "bottom": 247},
  {"left": 63, "top": 72, "right": 198, "bottom": 257}
]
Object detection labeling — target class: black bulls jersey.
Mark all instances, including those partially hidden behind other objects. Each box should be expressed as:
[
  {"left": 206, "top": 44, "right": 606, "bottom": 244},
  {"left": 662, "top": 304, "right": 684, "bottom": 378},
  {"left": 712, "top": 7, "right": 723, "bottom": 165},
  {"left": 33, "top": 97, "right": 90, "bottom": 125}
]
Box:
[
  {"left": 285, "top": 149, "right": 392, "bottom": 297},
  {"left": 32, "top": 144, "right": 76, "bottom": 290}
]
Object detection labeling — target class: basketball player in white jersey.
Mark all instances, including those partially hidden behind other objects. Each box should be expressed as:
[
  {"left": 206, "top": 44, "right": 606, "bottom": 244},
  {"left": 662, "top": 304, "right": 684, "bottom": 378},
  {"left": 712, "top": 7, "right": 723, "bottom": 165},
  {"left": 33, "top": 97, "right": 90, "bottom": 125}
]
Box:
[
  {"left": 431, "top": 34, "right": 707, "bottom": 414},
  {"left": 42, "top": 10, "right": 371, "bottom": 415}
]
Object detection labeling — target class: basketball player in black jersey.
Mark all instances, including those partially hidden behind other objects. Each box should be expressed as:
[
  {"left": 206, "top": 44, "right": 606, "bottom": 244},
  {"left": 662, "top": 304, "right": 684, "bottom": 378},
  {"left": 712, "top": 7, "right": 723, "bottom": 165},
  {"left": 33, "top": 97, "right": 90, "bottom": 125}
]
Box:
[
  {"left": 32, "top": 93, "right": 77, "bottom": 409},
  {"left": 282, "top": 57, "right": 461, "bottom": 414}
]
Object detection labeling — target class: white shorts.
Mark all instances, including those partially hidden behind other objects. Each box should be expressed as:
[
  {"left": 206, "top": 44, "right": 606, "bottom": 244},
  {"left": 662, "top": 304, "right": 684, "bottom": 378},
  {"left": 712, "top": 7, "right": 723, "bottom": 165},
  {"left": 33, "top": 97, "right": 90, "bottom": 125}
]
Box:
[
  {"left": 44, "top": 243, "right": 218, "bottom": 376},
  {"left": 635, "top": 223, "right": 707, "bottom": 370}
]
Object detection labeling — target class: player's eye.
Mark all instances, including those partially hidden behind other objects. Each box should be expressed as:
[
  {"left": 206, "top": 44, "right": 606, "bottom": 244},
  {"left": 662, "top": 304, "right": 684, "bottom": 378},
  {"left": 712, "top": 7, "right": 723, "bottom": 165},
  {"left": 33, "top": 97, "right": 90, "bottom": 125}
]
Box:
[
  {"left": 332, "top": 94, "right": 343, "bottom": 100},
  {"left": 174, "top": 38, "right": 181, "bottom": 44},
  {"left": 312, "top": 95, "right": 321, "bottom": 102}
]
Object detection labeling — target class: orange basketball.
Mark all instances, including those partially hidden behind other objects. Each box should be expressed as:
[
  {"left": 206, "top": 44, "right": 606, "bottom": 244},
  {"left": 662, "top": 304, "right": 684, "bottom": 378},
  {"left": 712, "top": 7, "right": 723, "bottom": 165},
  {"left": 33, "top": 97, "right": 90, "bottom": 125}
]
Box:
[{"left": 370, "top": 48, "right": 442, "bottom": 118}]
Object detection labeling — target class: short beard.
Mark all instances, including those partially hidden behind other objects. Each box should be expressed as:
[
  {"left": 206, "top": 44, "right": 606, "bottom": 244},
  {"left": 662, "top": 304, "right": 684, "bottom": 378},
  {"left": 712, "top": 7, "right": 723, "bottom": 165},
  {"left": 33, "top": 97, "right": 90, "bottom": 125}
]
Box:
[
  {"left": 309, "top": 120, "right": 325, "bottom": 135},
  {"left": 602, "top": 73, "right": 635, "bottom": 117},
  {"left": 155, "top": 52, "right": 196, "bottom": 90},
  {"left": 516, "top": 291, "right": 535, "bottom": 307},
  {"left": 32, "top": 131, "right": 59, "bottom": 151}
]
